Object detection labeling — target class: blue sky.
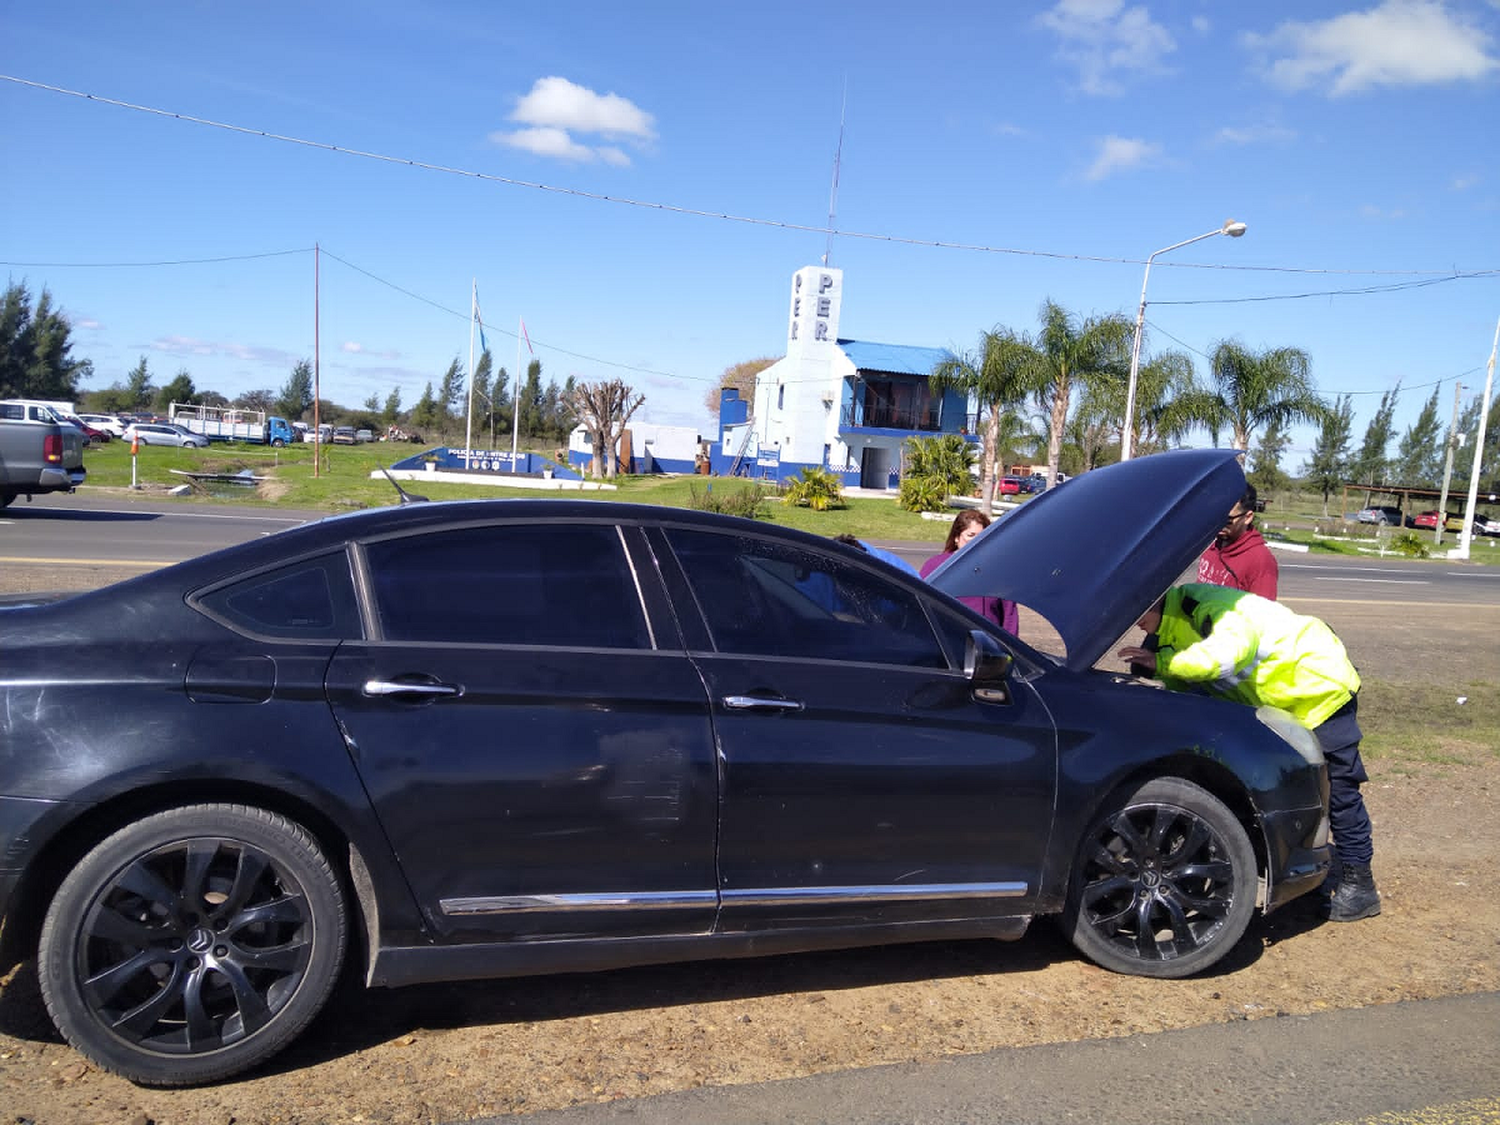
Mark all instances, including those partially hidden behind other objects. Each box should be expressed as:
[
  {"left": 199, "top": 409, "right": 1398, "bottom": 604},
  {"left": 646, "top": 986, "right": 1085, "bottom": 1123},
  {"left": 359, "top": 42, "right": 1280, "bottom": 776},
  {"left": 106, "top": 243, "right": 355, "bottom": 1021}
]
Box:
[{"left": 3, "top": 1, "right": 1497, "bottom": 460}]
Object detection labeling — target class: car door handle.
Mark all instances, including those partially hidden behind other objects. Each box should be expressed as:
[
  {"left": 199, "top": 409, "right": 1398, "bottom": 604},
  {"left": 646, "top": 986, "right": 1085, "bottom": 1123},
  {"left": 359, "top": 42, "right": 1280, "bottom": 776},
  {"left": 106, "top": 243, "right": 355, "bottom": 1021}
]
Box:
[
  {"left": 721, "top": 695, "right": 805, "bottom": 712},
  {"left": 362, "top": 678, "right": 464, "bottom": 699}
]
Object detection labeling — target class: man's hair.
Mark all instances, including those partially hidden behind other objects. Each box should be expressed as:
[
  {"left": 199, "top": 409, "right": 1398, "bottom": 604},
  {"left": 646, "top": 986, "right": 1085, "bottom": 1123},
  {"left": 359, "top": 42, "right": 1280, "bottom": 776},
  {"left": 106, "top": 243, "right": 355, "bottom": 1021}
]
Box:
[{"left": 1239, "top": 484, "right": 1257, "bottom": 514}]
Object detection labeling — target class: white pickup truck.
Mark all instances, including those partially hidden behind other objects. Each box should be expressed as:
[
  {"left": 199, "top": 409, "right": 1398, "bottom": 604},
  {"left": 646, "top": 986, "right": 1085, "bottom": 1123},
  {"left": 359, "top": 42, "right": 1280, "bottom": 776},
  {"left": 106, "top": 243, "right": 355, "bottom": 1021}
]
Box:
[{"left": 0, "top": 400, "right": 88, "bottom": 508}]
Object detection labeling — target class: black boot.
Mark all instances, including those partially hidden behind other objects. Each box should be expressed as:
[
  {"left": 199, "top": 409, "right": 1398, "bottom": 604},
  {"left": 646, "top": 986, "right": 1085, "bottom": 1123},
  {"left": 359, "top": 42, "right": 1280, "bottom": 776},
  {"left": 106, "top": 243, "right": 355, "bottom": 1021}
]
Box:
[{"left": 1325, "top": 863, "right": 1379, "bottom": 922}]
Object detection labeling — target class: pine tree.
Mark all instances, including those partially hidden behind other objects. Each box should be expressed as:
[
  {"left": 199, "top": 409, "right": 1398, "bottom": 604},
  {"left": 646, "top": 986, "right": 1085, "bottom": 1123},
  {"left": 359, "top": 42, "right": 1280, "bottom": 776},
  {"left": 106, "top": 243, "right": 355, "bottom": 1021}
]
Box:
[
  {"left": 276, "top": 361, "right": 315, "bottom": 421},
  {"left": 1394, "top": 387, "right": 1443, "bottom": 487},
  {"left": 1302, "top": 395, "right": 1353, "bottom": 514},
  {"left": 1350, "top": 386, "right": 1400, "bottom": 495}
]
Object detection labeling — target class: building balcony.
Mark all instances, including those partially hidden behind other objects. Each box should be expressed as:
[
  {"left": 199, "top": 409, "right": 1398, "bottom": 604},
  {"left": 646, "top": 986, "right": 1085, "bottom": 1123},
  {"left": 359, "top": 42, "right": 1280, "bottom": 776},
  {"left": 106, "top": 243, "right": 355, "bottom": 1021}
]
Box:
[{"left": 840, "top": 404, "right": 977, "bottom": 434}]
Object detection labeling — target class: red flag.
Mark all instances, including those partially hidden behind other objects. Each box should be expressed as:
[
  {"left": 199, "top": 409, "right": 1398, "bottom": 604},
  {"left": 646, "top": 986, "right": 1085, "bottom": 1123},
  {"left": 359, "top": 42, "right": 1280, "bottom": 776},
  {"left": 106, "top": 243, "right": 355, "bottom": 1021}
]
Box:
[{"left": 520, "top": 317, "right": 534, "bottom": 355}]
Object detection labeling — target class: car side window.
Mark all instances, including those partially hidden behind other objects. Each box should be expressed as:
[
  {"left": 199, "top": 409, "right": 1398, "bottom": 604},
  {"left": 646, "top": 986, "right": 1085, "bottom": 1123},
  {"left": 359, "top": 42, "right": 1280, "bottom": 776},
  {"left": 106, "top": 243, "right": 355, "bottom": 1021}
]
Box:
[
  {"left": 365, "top": 523, "right": 652, "bottom": 649},
  {"left": 663, "top": 528, "right": 947, "bottom": 667},
  {"left": 196, "top": 551, "right": 361, "bottom": 640}
]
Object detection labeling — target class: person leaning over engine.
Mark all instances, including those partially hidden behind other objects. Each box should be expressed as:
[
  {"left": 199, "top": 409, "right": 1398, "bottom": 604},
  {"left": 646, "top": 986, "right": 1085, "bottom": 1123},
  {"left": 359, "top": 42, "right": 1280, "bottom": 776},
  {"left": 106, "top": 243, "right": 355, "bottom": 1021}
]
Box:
[{"left": 1118, "top": 582, "right": 1380, "bottom": 923}]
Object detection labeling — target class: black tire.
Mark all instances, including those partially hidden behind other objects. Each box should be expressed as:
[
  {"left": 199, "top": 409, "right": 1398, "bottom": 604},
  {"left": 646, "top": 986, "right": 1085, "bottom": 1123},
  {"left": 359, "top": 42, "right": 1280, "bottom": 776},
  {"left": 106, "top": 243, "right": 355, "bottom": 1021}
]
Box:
[
  {"left": 271, "top": 438, "right": 285, "bottom": 447},
  {"left": 38, "top": 804, "right": 347, "bottom": 1086},
  {"left": 1063, "top": 777, "right": 1256, "bottom": 979}
]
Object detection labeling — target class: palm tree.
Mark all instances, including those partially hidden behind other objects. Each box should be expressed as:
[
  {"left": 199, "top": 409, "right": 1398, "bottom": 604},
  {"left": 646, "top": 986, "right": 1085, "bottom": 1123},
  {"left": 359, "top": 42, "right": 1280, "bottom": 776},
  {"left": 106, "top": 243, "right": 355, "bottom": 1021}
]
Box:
[
  {"left": 930, "top": 327, "right": 1036, "bottom": 513},
  {"left": 1178, "top": 341, "right": 1325, "bottom": 452},
  {"left": 1028, "top": 300, "right": 1133, "bottom": 487},
  {"left": 1130, "top": 350, "right": 1200, "bottom": 455}
]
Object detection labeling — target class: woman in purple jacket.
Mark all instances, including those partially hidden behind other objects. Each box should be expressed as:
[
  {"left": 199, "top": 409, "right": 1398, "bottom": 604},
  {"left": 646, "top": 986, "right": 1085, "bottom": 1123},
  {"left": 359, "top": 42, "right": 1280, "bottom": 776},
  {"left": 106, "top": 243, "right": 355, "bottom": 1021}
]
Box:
[{"left": 919, "top": 509, "right": 1019, "bottom": 636}]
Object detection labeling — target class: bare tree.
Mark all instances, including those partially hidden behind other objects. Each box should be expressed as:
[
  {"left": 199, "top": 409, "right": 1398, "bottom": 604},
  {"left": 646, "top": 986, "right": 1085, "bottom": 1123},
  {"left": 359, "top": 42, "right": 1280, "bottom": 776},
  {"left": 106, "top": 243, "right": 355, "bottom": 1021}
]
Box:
[
  {"left": 571, "top": 379, "right": 645, "bottom": 479},
  {"left": 703, "top": 357, "right": 775, "bottom": 418}
]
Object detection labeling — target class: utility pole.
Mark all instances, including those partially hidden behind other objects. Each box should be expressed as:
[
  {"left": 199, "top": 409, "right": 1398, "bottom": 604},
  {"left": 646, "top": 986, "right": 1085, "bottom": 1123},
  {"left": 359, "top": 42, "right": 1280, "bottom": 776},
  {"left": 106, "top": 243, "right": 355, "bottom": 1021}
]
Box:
[
  {"left": 1434, "top": 380, "right": 1465, "bottom": 548},
  {"left": 1452, "top": 314, "right": 1498, "bottom": 561}
]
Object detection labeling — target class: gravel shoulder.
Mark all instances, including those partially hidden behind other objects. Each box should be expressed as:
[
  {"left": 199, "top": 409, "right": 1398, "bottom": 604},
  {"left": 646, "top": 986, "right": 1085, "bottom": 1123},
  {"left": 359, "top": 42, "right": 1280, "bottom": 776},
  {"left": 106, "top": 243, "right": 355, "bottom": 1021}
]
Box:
[{"left": 1, "top": 573, "right": 1496, "bottom": 1125}]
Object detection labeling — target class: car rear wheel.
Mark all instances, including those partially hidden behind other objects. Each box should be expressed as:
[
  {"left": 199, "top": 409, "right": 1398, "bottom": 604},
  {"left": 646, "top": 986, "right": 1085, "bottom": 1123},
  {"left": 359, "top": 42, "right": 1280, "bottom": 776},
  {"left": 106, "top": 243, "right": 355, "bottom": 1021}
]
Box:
[
  {"left": 38, "top": 804, "right": 347, "bottom": 1086},
  {"left": 1063, "top": 777, "right": 1255, "bottom": 979}
]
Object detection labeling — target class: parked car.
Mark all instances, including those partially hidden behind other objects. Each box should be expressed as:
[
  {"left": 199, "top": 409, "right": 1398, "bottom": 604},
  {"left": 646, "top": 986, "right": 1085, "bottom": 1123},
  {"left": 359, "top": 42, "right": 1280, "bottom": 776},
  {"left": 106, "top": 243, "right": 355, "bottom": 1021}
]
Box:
[
  {"left": 0, "top": 450, "right": 1331, "bottom": 1085},
  {"left": 997, "top": 476, "right": 1022, "bottom": 495},
  {"left": 332, "top": 425, "right": 357, "bottom": 445},
  {"left": 1355, "top": 505, "right": 1403, "bottom": 526},
  {"left": 122, "top": 422, "right": 210, "bottom": 448},
  {"left": 1411, "top": 510, "right": 1466, "bottom": 532},
  {"left": 1478, "top": 517, "right": 1500, "bottom": 537},
  {"left": 355, "top": 428, "right": 374, "bottom": 443},
  {"left": 76, "top": 413, "right": 128, "bottom": 439}
]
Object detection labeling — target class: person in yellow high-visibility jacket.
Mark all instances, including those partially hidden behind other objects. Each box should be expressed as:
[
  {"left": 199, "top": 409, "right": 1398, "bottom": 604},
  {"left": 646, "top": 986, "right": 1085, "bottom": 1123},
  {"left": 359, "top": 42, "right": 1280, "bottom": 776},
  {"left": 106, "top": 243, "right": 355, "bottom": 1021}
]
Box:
[{"left": 1119, "top": 583, "right": 1379, "bottom": 922}]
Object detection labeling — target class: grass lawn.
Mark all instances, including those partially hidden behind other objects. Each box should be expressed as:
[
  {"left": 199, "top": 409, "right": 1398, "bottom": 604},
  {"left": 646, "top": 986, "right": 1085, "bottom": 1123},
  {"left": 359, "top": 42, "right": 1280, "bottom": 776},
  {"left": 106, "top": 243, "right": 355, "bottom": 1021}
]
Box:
[
  {"left": 81, "top": 439, "right": 958, "bottom": 542},
  {"left": 82, "top": 440, "right": 1500, "bottom": 559}
]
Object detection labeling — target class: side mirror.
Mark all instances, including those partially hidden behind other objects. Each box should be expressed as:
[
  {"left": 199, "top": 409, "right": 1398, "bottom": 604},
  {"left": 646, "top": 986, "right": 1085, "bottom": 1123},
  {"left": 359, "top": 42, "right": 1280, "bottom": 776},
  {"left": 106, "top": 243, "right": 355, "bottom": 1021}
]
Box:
[{"left": 964, "top": 629, "right": 1014, "bottom": 704}]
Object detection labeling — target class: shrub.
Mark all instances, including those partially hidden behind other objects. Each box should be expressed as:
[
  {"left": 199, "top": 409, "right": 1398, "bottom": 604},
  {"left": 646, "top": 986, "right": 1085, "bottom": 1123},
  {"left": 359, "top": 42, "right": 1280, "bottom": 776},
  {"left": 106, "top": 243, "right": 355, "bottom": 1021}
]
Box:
[
  {"left": 902, "top": 434, "right": 974, "bottom": 495},
  {"left": 1388, "top": 530, "right": 1431, "bottom": 559},
  {"left": 899, "top": 474, "right": 950, "bottom": 513},
  {"left": 688, "top": 482, "right": 769, "bottom": 519},
  {"left": 781, "top": 466, "right": 846, "bottom": 511}
]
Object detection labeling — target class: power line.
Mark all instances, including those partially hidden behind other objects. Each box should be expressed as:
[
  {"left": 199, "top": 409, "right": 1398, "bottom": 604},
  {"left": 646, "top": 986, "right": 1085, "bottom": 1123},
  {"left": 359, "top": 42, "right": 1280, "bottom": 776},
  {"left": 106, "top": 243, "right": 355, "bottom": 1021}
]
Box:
[
  {"left": 318, "top": 249, "right": 713, "bottom": 384},
  {"left": 1155, "top": 271, "right": 1497, "bottom": 306},
  {"left": 4, "top": 73, "right": 1494, "bottom": 278},
  {"left": 0, "top": 248, "right": 311, "bottom": 268}
]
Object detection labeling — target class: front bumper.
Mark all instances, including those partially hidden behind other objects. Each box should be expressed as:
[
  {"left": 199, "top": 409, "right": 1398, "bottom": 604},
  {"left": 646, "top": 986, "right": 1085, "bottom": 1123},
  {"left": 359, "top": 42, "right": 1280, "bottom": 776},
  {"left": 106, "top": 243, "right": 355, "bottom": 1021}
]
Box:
[{"left": 1262, "top": 805, "right": 1333, "bottom": 912}]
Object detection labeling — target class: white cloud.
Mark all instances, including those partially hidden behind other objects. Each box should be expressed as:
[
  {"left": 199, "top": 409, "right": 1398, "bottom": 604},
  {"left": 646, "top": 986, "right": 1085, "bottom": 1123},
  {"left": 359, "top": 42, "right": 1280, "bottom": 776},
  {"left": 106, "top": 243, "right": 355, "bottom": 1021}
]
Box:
[
  {"left": 1086, "top": 134, "right": 1162, "bottom": 179},
  {"left": 1244, "top": 0, "right": 1499, "bottom": 95},
  {"left": 148, "top": 336, "right": 299, "bottom": 366},
  {"left": 492, "top": 76, "right": 656, "bottom": 164},
  {"left": 1359, "top": 203, "right": 1408, "bottom": 219},
  {"left": 1037, "top": 0, "right": 1177, "bottom": 95},
  {"left": 1213, "top": 123, "right": 1298, "bottom": 145},
  {"left": 342, "top": 341, "right": 401, "bottom": 360},
  {"left": 1191, "top": 15, "right": 1211, "bottom": 34},
  {"left": 1452, "top": 173, "right": 1480, "bottom": 190}
]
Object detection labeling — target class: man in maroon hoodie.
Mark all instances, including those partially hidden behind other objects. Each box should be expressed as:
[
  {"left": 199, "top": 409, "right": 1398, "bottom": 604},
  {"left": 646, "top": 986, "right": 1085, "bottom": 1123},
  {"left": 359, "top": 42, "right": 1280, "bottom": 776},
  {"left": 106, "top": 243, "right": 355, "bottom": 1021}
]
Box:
[{"left": 1198, "top": 484, "right": 1278, "bottom": 599}]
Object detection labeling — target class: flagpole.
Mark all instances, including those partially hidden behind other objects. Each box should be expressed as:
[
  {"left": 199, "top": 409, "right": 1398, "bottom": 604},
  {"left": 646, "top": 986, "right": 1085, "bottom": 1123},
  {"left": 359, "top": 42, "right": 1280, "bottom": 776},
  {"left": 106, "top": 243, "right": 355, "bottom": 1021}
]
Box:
[
  {"left": 511, "top": 315, "right": 523, "bottom": 472},
  {"left": 465, "top": 279, "right": 477, "bottom": 471}
]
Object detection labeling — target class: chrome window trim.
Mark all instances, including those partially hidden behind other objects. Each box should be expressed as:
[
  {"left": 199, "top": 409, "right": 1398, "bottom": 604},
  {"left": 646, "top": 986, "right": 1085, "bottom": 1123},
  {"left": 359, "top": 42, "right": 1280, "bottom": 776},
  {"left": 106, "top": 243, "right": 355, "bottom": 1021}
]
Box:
[{"left": 615, "top": 523, "right": 657, "bottom": 649}]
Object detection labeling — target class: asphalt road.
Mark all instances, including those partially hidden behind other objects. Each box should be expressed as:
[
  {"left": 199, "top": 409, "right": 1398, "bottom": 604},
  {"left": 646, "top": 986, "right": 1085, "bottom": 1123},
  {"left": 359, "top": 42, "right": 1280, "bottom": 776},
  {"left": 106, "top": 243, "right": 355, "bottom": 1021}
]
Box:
[
  {"left": 483, "top": 991, "right": 1500, "bottom": 1125},
  {"left": 5, "top": 492, "right": 1500, "bottom": 607}
]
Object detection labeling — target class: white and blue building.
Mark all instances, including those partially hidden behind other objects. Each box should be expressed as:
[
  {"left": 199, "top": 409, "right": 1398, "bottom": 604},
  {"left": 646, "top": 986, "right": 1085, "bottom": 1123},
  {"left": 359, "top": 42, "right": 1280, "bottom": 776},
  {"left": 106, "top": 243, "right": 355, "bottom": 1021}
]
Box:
[
  {"left": 567, "top": 264, "right": 975, "bottom": 485},
  {"left": 722, "top": 265, "right": 973, "bottom": 487}
]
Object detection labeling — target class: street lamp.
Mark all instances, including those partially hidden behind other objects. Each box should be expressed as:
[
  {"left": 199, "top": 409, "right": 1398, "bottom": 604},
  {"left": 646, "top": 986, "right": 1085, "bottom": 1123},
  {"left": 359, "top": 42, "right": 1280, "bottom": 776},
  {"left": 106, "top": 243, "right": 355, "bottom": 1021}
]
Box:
[{"left": 1121, "top": 218, "right": 1247, "bottom": 461}]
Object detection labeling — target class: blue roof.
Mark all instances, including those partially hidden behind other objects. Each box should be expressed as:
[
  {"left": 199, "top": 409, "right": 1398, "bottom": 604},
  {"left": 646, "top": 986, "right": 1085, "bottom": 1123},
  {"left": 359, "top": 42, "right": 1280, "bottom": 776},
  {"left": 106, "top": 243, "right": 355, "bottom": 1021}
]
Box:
[{"left": 837, "top": 339, "right": 953, "bottom": 377}]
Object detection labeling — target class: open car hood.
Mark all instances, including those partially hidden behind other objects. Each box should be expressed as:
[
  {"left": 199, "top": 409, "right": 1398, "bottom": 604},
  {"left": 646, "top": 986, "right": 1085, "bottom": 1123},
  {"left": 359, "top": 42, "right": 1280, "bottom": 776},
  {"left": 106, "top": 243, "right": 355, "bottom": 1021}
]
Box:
[{"left": 927, "top": 449, "right": 1247, "bottom": 673}]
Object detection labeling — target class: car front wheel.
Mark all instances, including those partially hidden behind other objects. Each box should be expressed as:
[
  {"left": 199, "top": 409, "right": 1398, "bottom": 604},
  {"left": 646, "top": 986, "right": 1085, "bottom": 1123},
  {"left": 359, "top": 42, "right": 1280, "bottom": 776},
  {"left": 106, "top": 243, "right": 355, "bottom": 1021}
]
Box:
[
  {"left": 1063, "top": 777, "right": 1256, "bottom": 979},
  {"left": 38, "top": 804, "right": 347, "bottom": 1086}
]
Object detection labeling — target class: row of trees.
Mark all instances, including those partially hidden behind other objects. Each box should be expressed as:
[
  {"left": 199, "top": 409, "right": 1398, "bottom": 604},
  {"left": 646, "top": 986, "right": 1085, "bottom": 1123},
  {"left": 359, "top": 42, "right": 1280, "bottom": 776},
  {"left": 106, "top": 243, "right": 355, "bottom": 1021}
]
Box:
[
  {"left": 922, "top": 297, "right": 1496, "bottom": 513},
  {"left": 928, "top": 299, "right": 1328, "bottom": 509}
]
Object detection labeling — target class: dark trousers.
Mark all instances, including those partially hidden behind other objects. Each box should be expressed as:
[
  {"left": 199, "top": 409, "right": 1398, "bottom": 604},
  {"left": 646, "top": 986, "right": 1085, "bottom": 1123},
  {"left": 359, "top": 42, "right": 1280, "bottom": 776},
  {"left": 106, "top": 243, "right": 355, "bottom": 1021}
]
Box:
[{"left": 1313, "top": 694, "right": 1374, "bottom": 866}]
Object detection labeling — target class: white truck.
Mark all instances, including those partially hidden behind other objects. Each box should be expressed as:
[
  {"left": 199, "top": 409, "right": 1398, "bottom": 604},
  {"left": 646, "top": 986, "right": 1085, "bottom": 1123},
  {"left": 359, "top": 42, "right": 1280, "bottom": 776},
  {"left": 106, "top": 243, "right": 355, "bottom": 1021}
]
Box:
[{"left": 169, "top": 403, "right": 296, "bottom": 446}]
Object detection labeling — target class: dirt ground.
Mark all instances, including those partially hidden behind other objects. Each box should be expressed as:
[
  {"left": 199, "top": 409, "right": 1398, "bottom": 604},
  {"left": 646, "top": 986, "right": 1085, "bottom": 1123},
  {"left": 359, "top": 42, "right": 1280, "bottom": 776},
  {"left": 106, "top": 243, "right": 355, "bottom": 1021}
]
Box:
[{"left": 1, "top": 568, "right": 1496, "bottom": 1125}]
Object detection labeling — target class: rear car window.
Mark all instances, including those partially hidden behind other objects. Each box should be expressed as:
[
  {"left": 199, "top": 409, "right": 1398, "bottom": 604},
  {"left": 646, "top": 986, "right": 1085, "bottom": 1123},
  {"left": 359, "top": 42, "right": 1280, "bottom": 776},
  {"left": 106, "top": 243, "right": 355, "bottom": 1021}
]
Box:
[
  {"left": 196, "top": 551, "right": 362, "bottom": 640},
  {"left": 364, "top": 522, "right": 652, "bottom": 649}
]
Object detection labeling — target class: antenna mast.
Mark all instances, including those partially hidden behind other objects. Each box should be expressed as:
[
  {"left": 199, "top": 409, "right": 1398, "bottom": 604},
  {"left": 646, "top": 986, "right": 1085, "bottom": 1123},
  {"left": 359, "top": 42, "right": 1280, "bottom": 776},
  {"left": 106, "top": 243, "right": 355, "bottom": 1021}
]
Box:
[{"left": 822, "top": 80, "right": 847, "bottom": 267}]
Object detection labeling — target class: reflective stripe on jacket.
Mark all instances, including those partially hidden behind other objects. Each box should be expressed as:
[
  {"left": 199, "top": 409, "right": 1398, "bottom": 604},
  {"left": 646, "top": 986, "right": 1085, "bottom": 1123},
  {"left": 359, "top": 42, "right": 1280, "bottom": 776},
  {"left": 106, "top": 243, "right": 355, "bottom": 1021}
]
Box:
[{"left": 1154, "top": 583, "right": 1360, "bottom": 729}]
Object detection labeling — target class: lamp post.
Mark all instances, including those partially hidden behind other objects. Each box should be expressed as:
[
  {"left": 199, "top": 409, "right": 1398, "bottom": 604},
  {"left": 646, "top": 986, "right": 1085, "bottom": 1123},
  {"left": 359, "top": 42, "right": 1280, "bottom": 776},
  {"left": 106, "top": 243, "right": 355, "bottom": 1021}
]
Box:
[{"left": 1121, "top": 219, "right": 1247, "bottom": 461}]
